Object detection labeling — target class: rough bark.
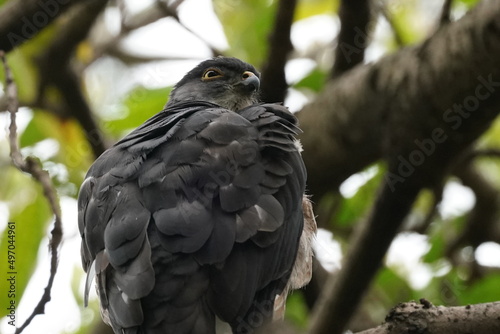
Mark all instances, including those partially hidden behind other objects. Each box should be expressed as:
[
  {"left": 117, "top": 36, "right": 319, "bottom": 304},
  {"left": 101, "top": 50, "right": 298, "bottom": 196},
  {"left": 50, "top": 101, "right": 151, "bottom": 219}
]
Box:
[
  {"left": 298, "top": 0, "right": 500, "bottom": 200},
  {"left": 356, "top": 301, "right": 500, "bottom": 334},
  {"left": 302, "top": 1, "right": 500, "bottom": 334}
]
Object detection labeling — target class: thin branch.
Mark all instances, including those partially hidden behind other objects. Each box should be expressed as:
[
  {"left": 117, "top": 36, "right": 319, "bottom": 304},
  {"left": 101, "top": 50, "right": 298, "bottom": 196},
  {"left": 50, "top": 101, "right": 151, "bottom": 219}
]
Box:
[
  {"left": 331, "top": 0, "right": 372, "bottom": 77},
  {"left": 413, "top": 185, "right": 443, "bottom": 234},
  {"left": 466, "top": 148, "right": 500, "bottom": 160},
  {"left": 440, "top": 0, "right": 454, "bottom": 26},
  {"left": 259, "top": 0, "right": 298, "bottom": 103},
  {"left": 116, "top": 0, "right": 128, "bottom": 32},
  {"left": 308, "top": 180, "right": 422, "bottom": 334},
  {"left": 301, "top": 257, "right": 330, "bottom": 310},
  {"left": 156, "top": 0, "right": 223, "bottom": 57},
  {"left": 0, "top": 51, "right": 63, "bottom": 334}
]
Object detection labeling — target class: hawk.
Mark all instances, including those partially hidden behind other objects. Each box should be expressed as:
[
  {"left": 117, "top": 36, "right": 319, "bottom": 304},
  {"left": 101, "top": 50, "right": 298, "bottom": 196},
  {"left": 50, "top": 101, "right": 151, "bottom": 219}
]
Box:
[{"left": 78, "top": 57, "right": 316, "bottom": 334}]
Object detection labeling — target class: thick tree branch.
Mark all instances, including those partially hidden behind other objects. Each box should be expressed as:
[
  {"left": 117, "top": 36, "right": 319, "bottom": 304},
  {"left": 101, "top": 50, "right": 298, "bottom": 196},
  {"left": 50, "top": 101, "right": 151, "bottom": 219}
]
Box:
[
  {"left": 331, "top": 0, "right": 371, "bottom": 77},
  {"left": 298, "top": 0, "right": 500, "bottom": 200},
  {"left": 1, "top": 52, "right": 63, "bottom": 334},
  {"left": 300, "top": 1, "right": 500, "bottom": 333},
  {"left": 259, "top": 0, "right": 297, "bottom": 103},
  {"left": 356, "top": 301, "right": 500, "bottom": 334},
  {"left": 0, "top": 0, "right": 87, "bottom": 52}
]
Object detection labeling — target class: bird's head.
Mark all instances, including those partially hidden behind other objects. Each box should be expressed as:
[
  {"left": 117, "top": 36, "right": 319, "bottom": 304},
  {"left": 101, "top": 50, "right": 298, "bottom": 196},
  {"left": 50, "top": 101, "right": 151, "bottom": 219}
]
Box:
[{"left": 167, "top": 57, "right": 260, "bottom": 111}]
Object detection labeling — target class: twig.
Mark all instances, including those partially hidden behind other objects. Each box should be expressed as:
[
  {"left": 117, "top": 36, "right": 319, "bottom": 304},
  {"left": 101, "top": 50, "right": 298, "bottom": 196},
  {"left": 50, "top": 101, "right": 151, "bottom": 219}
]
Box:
[
  {"left": 466, "top": 148, "right": 500, "bottom": 160},
  {"left": 259, "top": 0, "right": 298, "bottom": 103},
  {"left": 331, "top": 0, "right": 372, "bottom": 77},
  {"left": 156, "top": 0, "right": 223, "bottom": 57},
  {"left": 0, "top": 51, "right": 63, "bottom": 334},
  {"left": 116, "top": 0, "right": 128, "bottom": 32},
  {"left": 447, "top": 161, "right": 499, "bottom": 257},
  {"left": 440, "top": 0, "right": 454, "bottom": 26},
  {"left": 413, "top": 185, "right": 443, "bottom": 234}
]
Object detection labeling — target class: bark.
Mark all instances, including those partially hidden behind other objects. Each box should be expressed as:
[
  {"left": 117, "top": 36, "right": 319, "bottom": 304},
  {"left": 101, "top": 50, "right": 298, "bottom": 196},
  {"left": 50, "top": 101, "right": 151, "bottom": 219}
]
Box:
[
  {"left": 356, "top": 301, "right": 500, "bottom": 334},
  {"left": 0, "top": 0, "right": 88, "bottom": 52},
  {"left": 298, "top": 0, "right": 500, "bottom": 200}
]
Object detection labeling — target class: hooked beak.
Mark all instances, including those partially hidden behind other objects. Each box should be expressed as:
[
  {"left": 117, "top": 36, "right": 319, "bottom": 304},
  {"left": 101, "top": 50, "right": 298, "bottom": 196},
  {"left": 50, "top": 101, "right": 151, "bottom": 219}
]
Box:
[{"left": 236, "top": 71, "right": 260, "bottom": 93}]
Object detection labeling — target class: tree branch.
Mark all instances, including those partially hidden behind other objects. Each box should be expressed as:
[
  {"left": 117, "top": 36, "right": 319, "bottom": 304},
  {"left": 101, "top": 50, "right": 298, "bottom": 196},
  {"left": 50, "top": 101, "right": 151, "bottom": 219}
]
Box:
[
  {"left": 155, "top": 0, "right": 223, "bottom": 57},
  {"left": 413, "top": 185, "right": 443, "bottom": 234},
  {"left": 1, "top": 51, "right": 63, "bottom": 334},
  {"left": 259, "top": 0, "right": 297, "bottom": 103},
  {"left": 380, "top": 3, "right": 405, "bottom": 47},
  {"left": 447, "top": 160, "right": 500, "bottom": 255},
  {"left": 356, "top": 301, "right": 500, "bottom": 334},
  {"left": 440, "top": 0, "right": 454, "bottom": 26},
  {"left": 298, "top": 0, "right": 500, "bottom": 200},
  {"left": 331, "top": 0, "right": 372, "bottom": 77},
  {"left": 300, "top": 1, "right": 500, "bottom": 333},
  {"left": 36, "top": 0, "right": 109, "bottom": 158},
  {"left": 308, "top": 181, "right": 422, "bottom": 334},
  {"left": 0, "top": 0, "right": 87, "bottom": 52}
]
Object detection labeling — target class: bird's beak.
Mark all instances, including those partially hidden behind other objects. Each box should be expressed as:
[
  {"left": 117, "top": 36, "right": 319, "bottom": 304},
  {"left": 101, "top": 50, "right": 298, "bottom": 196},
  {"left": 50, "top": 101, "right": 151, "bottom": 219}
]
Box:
[{"left": 237, "top": 71, "right": 260, "bottom": 93}]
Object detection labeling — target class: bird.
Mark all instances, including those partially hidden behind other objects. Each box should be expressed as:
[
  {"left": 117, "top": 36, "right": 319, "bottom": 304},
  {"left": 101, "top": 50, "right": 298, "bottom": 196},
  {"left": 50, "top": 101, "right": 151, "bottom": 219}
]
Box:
[{"left": 78, "top": 56, "right": 316, "bottom": 334}]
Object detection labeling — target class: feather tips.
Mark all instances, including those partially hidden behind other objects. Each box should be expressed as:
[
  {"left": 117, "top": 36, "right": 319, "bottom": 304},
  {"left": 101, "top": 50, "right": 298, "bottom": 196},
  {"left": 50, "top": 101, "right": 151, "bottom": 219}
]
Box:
[{"left": 78, "top": 100, "right": 307, "bottom": 332}]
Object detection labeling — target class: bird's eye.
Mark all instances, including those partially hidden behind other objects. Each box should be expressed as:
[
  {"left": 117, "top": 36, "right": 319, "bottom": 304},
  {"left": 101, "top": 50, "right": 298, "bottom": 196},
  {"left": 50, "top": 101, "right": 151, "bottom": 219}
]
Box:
[{"left": 202, "top": 68, "right": 223, "bottom": 80}]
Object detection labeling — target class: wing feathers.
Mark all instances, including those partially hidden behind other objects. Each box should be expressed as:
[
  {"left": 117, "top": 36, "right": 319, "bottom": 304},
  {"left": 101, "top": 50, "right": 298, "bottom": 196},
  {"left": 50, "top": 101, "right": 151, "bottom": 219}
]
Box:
[{"left": 78, "top": 101, "right": 306, "bottom": 333}]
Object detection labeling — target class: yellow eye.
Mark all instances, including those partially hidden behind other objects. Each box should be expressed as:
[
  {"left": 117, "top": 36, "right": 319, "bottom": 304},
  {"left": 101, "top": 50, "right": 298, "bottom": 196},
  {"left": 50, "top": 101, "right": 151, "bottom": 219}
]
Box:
[{"left": 202, "top": 68, "right": 223, "bottom": 80}]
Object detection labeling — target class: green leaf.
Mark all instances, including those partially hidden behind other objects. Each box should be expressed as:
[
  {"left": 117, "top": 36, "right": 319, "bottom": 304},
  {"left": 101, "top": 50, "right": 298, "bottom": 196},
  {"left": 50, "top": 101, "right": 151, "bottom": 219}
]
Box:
[
  {"left": 285, "top": 291, "right": 309, "bottom": 328},
  {"left": 295, "top": 0, "right": 338, "bottom": 21},
  {"left": 334, "top": 165, "right": 383, "bottom": 228},
  {"left": 105, "top": 86, "right": 171, "bottom": 138},
  {"left": 0, "top": 170, "right": 52, "bottom": 318},
  {"left": 293, "top": 67, "right": 327, "bottom": 92},
  {"left": 375, "top": 267, "right": 413, "bottom": 305},
  {"left": 20, "top": 111, "right": 58, "bottom": 148},
  {"left": 456, "top": 0, "right": 480, "bottom": 9},
  {"left": 19, "top": 111, "right": 93, "bottom": 187},
  {"left": 213, "top": 0, "right": 277, "bottom": 65},
  {"left": 388, "top": 1, "right": 427, "bottom": 45},
  {"left": 457, "top": 274, "right": 500, "bottom": 305},
  {"left": 423, "top": 215, "right": 466, "bottom": 263}
]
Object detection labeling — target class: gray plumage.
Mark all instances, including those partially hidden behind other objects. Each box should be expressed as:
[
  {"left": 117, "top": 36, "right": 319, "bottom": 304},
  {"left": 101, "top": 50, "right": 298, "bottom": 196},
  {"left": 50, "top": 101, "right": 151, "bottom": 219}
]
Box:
[{"left": 78, "top": 57, "right": 310, "bottom": 334}]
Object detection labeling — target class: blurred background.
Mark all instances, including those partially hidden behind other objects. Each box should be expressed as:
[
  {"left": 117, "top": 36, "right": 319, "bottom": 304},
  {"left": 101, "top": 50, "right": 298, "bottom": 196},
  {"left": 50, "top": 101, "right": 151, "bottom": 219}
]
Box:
[{"left": 1, "top": 0, "right": 500, "bottom": 333}]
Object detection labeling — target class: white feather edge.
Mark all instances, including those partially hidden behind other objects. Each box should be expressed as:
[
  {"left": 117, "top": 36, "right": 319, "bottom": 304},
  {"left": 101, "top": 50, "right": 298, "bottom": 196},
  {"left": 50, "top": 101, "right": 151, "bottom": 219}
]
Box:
[{"left": 84, "top": 259, "right": 96, "bottom": 307}]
